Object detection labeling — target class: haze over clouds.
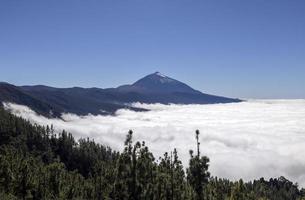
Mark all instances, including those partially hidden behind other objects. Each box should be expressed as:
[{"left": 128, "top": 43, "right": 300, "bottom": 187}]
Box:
[{"left": 3, "top": 100, "right": 305, "bottom": 186}]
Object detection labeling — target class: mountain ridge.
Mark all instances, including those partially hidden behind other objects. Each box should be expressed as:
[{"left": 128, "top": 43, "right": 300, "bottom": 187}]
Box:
[{"left": 0, "top": 72, "right": 242, "bottom": 117}]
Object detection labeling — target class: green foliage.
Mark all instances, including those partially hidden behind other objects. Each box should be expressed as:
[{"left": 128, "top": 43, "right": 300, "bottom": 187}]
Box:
[
  {"left": 0, "top": 107, "right": 304, "bottom": 199},
  {"left": 187, "top": 130, "right": 210, "bottom": 200}
]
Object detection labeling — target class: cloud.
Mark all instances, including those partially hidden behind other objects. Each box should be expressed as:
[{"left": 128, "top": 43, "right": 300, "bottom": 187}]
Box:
[{"left": 3, "top": 100, "right": 305, "bottom": 186}]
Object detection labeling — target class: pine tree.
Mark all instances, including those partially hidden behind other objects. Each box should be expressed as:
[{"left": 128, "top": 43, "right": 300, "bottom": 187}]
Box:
[{"left": 187, "top": 130, "right": 210, "bottom": 200}]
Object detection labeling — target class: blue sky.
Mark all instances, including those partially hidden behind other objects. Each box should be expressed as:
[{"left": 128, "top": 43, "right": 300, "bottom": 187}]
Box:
[{"left": 0, "top": 0, "right": 304, "bottom": 99}]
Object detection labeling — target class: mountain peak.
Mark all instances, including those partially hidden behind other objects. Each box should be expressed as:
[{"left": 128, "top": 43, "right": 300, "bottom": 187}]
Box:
[
  {"left": 153, "top": 71, "right": 167, "bottom": 78},
  {"left": 131, "top": 72, "right": 198, "bottom": 94},
  {"left": 144, "top": 72, "right": 175, "bottom": 84}
]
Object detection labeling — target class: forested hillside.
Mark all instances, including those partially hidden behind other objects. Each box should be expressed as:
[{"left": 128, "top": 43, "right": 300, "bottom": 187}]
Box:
[{"left": 0, "top": 106, "right": 304, "bottom": 200}]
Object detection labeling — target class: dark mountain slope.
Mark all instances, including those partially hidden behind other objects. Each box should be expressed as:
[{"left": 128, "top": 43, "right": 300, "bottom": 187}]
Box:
[
  {"left": 0, "top": 82, "right": 61, "bottom": 117},
  {"left": 20, "top": 86, "right": 147, "bottom": 115}
]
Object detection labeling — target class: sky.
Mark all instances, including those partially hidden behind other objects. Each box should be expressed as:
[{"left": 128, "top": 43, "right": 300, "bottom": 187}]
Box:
[{"left": 0, "top": 0, "right": 305, "bottom": 99}]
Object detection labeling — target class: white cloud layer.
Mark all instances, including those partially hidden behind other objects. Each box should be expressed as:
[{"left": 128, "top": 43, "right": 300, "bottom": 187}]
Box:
[{"left": 3, "top": 100, "right": 305, "bottom": 186}]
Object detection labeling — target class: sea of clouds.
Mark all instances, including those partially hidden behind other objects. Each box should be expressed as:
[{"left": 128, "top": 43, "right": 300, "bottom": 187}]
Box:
[{"left": 3, "top": 100, "right": 305, "bottom": 186}]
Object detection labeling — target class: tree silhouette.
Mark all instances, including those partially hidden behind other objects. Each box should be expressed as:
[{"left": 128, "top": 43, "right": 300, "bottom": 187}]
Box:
[{"left": 187, "top": 130, "right": 210, "bottom": 200}]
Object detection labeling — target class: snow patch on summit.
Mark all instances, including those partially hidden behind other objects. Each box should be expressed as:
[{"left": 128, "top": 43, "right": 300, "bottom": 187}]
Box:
[
  {"left": 154, "top": 72, "right": 175, "bottom": 83},
  {"left": 155, "top": 72, "right": 167, "bottom": 78}
]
